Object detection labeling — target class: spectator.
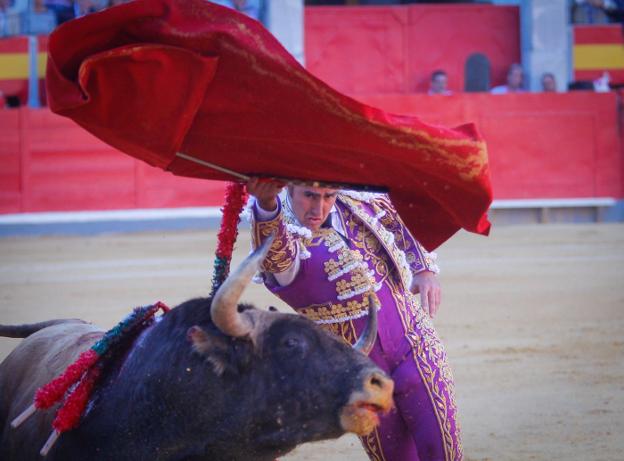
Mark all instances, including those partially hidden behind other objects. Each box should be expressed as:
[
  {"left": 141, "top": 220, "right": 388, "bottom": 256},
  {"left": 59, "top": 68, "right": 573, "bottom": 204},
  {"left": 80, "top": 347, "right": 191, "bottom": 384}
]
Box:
[
  {"left": 44, "top": 0, "right": 74, "bottom": 25},
  {"left": 428, "top": 69, "right": 452, "bottom": 95},
  {"left": 210, "top": 0, "right": 264, "bottom": 22},
  {"left": 1, "top": 0, "right": 28, "bottom": 36},
  {"left": 75, "top": 0, "right": 98, "bottom": 16},
  {"left": 594, "top": 71, "right": 611, "bottom": 92},
  {"left": 595, "top": 0, "right": 624, "bottom": 22},
  {"left": 541, "top": 72, "right": 557, "bottom": 92},
  {"left": 572, "top": 0, "right": 624, "bottom": 23},
  {"left": 490, "top": 63, "right": 525, "bottom": 94}
]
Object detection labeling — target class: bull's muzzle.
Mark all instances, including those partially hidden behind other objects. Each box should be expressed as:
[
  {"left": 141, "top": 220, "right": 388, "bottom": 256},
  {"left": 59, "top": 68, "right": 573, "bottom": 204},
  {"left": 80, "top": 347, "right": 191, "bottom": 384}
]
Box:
[{"left": 339, "top": 368, "right": 394, "bottom": 436}]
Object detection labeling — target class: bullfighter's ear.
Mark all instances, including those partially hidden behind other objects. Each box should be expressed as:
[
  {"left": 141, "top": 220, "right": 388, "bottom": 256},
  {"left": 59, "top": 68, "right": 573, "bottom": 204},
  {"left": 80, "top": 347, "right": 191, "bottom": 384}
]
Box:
[{"left": 187, "top": 326, "right": 229, "bottom": 376}]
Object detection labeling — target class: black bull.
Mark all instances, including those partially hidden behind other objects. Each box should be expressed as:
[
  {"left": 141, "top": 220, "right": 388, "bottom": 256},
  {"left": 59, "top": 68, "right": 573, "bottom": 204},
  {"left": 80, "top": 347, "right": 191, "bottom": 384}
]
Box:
[{"left": 0, "top": 239, "right": 394, "bottom": 461}]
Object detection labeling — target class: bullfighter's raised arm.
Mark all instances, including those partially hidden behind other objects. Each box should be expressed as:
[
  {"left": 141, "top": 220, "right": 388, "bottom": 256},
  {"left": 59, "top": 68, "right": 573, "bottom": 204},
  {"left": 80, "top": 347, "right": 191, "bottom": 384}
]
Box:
[{"left": 247, "top": 178, "right": 302, "bottom": 286}]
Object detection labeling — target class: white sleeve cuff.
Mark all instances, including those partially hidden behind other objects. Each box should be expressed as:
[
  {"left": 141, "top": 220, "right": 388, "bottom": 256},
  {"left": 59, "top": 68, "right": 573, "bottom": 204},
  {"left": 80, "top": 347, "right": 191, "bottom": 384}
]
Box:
[{"left": 253, "top": 198, "right": 279, "bottom": 221}]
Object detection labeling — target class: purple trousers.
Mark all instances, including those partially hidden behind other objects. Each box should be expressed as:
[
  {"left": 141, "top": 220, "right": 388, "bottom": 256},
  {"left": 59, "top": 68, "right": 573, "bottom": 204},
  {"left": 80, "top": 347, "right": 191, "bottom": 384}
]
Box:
[
  {"left": 363, "top": 336, "right": 451, "bottom": 460},
  {"left": 323, "top": 294, "right": 462, "bottom": 461}
]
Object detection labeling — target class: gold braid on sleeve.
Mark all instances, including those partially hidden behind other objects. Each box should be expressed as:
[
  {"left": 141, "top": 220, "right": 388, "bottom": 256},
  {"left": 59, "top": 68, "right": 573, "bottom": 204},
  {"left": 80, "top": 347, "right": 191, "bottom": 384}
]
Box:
[{"left": 252, "top": 203, "right": 299, "bottom": 274}]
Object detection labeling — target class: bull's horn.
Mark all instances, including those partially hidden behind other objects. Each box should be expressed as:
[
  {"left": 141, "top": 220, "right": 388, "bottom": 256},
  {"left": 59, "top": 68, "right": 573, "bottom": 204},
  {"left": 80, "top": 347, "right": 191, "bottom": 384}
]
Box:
[
  {"left": 353, "top": 294, "right": 379, "bottom": 355},
  {"left": 210, "top": 235, "right": 274, "bottom": 337}
]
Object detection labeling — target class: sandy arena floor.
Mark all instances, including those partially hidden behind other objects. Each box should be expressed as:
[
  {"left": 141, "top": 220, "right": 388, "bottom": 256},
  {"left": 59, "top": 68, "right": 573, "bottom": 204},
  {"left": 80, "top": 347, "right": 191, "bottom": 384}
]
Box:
[{"left": 1, "top": 223, "right": 623, "bottom": 460}]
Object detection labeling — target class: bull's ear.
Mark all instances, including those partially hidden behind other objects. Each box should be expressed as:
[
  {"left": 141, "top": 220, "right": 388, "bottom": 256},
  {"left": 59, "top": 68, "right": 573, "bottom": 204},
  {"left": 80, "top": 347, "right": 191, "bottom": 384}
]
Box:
[{"left": 187, "top": 326, "right": 230, "bottom": 377}]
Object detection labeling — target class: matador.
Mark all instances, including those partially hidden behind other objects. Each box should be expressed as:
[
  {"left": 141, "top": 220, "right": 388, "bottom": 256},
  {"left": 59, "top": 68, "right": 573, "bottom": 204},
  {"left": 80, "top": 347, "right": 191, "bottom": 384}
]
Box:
[{"left": 247, "top": 179, "right": 462, "bottom": 461}]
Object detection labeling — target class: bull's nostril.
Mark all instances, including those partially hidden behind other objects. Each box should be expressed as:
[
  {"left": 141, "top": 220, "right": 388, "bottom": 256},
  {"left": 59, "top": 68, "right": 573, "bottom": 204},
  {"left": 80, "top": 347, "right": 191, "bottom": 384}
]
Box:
[{"left": 370, "top": 373, "right": 386, "bottom": 388}]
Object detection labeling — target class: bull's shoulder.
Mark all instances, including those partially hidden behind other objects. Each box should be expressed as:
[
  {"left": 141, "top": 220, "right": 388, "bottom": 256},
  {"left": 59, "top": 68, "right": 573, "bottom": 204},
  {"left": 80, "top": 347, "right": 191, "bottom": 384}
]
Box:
[
  {"left": 19, "top": 322, "right": 103, "bottom": 370},
  {"left": 0, "top": 322, "right": 103, "bottom": 402},
  {"left": 0, "top": 322, "right": 104, "bottom": 458}
]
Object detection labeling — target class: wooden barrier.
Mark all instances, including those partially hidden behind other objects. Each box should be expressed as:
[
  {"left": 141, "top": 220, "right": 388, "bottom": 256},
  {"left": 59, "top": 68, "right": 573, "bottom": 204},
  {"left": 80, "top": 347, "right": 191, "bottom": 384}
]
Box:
[
  {"left": 0, "top": 5, "right": 622, "bottom": 217},
  {"left": 360, "top": 92, "right": 623, "bottom": 201},
  {"left": 0, "top": 108, "right": 226, "bottom": 214},
  {"left": 0, "top": 91, "right": 621, "bottom": 215}
]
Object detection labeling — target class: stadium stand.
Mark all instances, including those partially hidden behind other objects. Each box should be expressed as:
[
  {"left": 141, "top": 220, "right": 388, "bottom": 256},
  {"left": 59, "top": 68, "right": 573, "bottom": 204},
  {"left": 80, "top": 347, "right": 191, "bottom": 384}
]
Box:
[{"left": 0, "top": 2, "right": 622, "bottom": 234}]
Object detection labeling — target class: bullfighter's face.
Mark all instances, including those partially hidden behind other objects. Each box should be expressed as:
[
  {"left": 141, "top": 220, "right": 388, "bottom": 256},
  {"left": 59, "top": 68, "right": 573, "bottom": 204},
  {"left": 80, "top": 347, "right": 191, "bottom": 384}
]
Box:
[{"left": 288, "top": 185, "right": 338, "bottom": 231}]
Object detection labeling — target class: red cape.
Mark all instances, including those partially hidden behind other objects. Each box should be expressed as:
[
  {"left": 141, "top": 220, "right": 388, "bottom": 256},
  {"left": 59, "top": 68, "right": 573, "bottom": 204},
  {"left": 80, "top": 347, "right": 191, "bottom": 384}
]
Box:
[{"left": 46, "top": 0, "right": 492, "bottom": 250}]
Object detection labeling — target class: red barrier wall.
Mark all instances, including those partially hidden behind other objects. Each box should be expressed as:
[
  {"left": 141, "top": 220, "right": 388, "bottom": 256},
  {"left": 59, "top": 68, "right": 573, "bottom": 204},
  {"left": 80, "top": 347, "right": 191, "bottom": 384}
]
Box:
[
  {"left": 360, "top": 92, "right": 623, "bottom": 200},
  {"left": 1, "top": 91, "right": 621, "bottom": 215},
  {"left": 0, "top": 109, "right": 226, "bottom": 214},
  {"left": 305, "top": 4, "right": 520, "bottom": 96}
]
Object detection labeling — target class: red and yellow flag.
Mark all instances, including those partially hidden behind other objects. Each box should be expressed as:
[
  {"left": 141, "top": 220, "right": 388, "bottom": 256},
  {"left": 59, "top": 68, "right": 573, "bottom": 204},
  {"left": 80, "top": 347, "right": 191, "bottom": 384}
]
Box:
[{"left": 574, "top": 25, "right": 624, "bottom": 84}]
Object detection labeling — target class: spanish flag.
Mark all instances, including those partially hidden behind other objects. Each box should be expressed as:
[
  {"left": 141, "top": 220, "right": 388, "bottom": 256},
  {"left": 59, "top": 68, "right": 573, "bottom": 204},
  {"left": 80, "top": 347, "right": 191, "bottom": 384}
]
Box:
[
  {"left": 0, "top": 36, "right": 47, "bottom": 103},
  {"left": 574, "top": 25, "right": 624, "bottom": 84}
]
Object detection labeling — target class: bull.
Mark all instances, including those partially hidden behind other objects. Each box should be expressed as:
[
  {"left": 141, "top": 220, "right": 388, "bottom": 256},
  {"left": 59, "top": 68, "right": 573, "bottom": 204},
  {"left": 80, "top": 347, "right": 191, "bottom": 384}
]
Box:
[{"left": 0, "top": 239, "right": 393, "bottom": 461}]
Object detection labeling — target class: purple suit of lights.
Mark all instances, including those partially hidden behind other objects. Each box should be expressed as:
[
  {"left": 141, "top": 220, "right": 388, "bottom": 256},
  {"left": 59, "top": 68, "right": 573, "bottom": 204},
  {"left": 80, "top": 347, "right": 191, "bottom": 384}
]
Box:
[{"left": 251, "top": 192, "right": 462, "bottom": 461}]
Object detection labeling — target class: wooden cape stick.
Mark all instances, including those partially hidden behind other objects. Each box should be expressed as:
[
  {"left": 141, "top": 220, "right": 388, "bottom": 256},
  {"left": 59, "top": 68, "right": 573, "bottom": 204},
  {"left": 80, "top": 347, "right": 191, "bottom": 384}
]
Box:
[{"left": 175, "top": 152, "right": 388, "bottom": 193}]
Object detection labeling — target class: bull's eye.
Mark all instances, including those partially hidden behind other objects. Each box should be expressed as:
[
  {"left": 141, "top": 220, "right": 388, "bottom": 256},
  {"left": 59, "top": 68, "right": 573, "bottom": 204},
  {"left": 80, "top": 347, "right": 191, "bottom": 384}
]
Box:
[
  {"left": 278, "top": 334, "right": 309, "bottom": 357},
  {"left": 283, "top": 337, "right": 300, "bottom": 349}
]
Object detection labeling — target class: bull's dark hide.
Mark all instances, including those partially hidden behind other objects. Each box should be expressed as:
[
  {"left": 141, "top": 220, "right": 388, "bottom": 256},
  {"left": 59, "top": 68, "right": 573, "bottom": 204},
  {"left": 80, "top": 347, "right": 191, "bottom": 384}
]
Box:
[{"left": 0, "top": 298, "right": 384, "bottom": 461}]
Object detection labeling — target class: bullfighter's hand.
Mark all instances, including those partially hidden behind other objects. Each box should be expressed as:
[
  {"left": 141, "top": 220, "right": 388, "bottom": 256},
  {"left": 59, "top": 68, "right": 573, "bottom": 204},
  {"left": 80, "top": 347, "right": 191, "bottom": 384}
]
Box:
[
  {"left": 410, "top": 271, "right": 441, "bottom": 318},
  {"left": 246, "top": 177, "right": 285, "bottom": 212}
]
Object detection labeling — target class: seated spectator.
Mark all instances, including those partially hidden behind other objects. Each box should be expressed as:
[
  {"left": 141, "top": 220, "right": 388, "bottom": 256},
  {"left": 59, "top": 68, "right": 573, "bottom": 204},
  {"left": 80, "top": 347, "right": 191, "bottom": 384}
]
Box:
[
  {"left": 572, "top": 0, "right": 624, "bottom": 23},
  {"left": 595, "top": 0, "right": 624, "bottom": 22},
  {"left": 75, "top": 0, "right": 108, "bottom": 17},
  {"left": 210, "top": 0, "right": 264, "bottom": 22},
  {"left": 593, "top": 71, "right": 611, "bottom": 92},
  {"left": 75, "top": 0, "right": 95, "bottom": 17},
  {"left": 44, "top": 0, "right": 74, "bottom": 25},
  {"left": 1, "top": 0, "right": 28, "bottom": 35},
  {"left": 490, "top": 63, "right": 525, "bottom": 94},
  {"left": 428, "top": 69, "right": 452, "bottom": 95},
  {"left": 541, "top": 72, "right": 557, "bottom": 92}
]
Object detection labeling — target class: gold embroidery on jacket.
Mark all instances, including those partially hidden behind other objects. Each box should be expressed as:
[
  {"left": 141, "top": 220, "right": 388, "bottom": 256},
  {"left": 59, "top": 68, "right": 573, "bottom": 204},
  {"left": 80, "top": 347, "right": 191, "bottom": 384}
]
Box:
[
  {"left": 339, "top": 195, "right": 415, "bottom": 291},
  {"left": 254, "top": 211, "right": 297, "bottom": 274},
  {"left": 317, "top": 319, "right": 359, "bottom": 345},
  {"left": 323, "top": 250, "right": 364, "bottom": 279},
  {"left": 296, "top": 291, "right": 372, "bottom": 325},
  {"left": 335, "top": 269, "right": 376, "bottom": 300}
]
